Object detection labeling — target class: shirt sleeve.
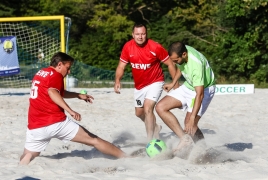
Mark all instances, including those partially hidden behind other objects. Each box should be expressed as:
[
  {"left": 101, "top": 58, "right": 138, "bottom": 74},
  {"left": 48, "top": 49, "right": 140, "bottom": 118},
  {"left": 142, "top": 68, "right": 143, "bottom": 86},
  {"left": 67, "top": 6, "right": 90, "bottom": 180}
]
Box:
[
  {"left": 120, "top": 43, "right": 129, "bottom": 64},
  {"left": 156, "top": 43, "right": 169, "bottom": 62},
  {"left": 48, "top": 72, "right": 64, "bottom": 95}
]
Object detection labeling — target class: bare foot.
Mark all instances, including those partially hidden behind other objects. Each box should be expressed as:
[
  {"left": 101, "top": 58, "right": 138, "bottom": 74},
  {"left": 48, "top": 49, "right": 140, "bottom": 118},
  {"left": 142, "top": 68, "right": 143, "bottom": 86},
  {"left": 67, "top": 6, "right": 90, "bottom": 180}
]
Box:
[
  {"left": 153, "top": 124, "right": 162, "bottom": 139},
  {"left": 173, "top": 134, "right": 194, "bottom": 153}
]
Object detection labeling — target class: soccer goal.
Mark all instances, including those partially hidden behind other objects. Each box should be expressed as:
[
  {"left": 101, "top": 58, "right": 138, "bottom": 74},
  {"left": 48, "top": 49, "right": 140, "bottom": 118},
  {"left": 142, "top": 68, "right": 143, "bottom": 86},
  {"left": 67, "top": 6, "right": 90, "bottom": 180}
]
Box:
[{"left": 0, "top": 15, "right": 71, "bottom": 95}]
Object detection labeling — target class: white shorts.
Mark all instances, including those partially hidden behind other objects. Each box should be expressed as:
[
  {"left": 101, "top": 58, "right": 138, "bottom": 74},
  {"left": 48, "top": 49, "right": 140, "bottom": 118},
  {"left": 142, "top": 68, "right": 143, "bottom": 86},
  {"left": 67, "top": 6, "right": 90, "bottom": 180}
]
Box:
[
  {"left": 167, "top": 84, "right": 215, "bottom": 116},
  {"left": 24, "top": 117, "right": 79, "bottom": 152},
  {"left": 134, "top": 81, "right": 164, "bottom": 107}
]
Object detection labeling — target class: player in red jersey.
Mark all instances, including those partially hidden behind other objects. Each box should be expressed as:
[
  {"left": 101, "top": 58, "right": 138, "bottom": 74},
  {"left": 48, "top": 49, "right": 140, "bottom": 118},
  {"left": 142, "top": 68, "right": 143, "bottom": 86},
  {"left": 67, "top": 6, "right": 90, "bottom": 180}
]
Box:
[
  {"left": 114, "top": 22, "right": 178, "bottom": 142},
  {"left": 20, "top": 52, "right": 127, "bottom": 165}
]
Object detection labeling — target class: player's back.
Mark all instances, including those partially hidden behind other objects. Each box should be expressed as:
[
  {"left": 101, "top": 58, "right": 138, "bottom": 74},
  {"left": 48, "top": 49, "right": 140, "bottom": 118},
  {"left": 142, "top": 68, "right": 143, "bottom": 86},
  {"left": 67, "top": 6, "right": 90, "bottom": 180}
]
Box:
[{"left": 28, "top": 67, "right": 66, "bottom": 129}]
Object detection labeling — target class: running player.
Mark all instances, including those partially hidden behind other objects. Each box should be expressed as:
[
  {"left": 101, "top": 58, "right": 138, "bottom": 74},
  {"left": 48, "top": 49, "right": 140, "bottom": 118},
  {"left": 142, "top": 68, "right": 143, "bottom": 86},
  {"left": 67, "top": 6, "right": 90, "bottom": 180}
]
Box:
[
  {"left": 114, "top": 22, "right": 178, "bottom": 142},
  {"left": 155, "top": 41, "right": 216, "bottom": 153},
  {"left": 20, "top": 52, "right": 127, "bottom": 165}
]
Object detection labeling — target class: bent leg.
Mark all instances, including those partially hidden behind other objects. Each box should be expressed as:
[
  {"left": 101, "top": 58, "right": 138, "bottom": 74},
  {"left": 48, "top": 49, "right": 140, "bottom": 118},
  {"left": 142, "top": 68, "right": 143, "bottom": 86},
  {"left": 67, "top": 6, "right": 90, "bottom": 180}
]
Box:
[
  {"left": 156, "top": 96, "right": 194, "bottom": 153},
  {"left": 155, "top": 96, "right": 185, "bottom": 138},
  {"left": 19, "top": 148, "right": 40, "bottom": 165},
  {"left": 71, "top": 126, "right": 127, "bottom": 158}
]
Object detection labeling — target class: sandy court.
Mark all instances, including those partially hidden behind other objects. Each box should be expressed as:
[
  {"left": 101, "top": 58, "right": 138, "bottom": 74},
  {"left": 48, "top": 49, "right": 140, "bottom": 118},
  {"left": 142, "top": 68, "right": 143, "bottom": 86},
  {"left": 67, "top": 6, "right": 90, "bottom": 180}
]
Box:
[{"left": 0, "top": 88, "right": 268, "bottom": 179}]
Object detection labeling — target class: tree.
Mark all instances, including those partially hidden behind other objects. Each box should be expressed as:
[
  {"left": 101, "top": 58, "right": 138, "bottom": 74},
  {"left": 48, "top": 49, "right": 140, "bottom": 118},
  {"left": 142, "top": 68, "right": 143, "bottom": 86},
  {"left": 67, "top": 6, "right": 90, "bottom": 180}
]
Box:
[{"left": 213, "top": 0, "right": 268, "bottom": 83}]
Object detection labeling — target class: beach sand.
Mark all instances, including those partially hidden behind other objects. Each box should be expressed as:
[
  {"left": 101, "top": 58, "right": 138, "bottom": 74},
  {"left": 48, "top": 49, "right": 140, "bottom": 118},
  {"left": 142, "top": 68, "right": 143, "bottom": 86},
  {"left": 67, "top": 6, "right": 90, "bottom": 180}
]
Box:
[{"left": 0, "top": 88, "right": 267, "bottom": 179}]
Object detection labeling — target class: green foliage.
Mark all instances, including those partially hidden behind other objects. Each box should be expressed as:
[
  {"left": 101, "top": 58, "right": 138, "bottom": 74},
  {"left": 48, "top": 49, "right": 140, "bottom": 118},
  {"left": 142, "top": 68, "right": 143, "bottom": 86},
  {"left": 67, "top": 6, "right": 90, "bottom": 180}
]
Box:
[
  {"left": 212, "top": 0, "right": 268, "bottom": 82},
  {"left": 0, "top": 3, "right": 14, "bottom": 17},
  {"left": 70, "top": 59, "right": 133, "bottom": 82},
  {"left": 87, "top": 4, "right": 132, "bottom": 40},
  {"left": 1, "top": 0, "right": 268, "bottom": 84}
]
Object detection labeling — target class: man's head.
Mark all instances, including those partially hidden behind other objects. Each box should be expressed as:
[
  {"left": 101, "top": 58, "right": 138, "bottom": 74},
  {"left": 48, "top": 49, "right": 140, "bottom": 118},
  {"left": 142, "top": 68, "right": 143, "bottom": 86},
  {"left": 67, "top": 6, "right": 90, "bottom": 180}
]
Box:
[
  {"left": 50, "top": 52, "right": 74, "bottom": 77},
  {"left": 132, "top": 22, "right": 147, "bottom": 46},
  {"left": 168, "top": 41, "right": 188, "bottom": 65}
]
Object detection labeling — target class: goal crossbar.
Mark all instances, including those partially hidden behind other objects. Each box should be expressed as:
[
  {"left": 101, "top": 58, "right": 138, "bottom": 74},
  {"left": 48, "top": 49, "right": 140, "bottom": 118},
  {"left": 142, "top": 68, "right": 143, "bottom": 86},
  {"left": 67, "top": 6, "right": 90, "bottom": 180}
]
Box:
[{"left": 0, "top": 15, "right": 65, "bottom": 53}]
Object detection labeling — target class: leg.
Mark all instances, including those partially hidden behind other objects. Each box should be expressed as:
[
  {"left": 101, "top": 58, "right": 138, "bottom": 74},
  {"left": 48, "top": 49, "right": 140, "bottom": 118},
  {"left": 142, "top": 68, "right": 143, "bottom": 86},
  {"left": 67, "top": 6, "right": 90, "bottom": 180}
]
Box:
[
  {"left": 135, "top": 99, "right": 161, "bottom": 141},
  {"left": 20, "top": 127, "right": 50, "bottom": 165},
  {"left": 19, "top": 148, "right": 40, "bottom": 165},
  {"left": 153, "top": 122, "right": 162, "bottom": 139},
  {"left": 155, "top": 96, "right": 185, "bottom": 138},
  {"left": 134, "top": 82, "right": 164, "bottom": 141},
  {"left": 156, "top": 96, "right": 193, "bottom": 152},
  {"left": 184, "top": 112, "right": 204, "bottom": 143},
  {"left": 183, "top": 85, "right": 216, "bottom": 142},
  {"left": 71, "top": 126, "right": 127, "bottom": 158}
]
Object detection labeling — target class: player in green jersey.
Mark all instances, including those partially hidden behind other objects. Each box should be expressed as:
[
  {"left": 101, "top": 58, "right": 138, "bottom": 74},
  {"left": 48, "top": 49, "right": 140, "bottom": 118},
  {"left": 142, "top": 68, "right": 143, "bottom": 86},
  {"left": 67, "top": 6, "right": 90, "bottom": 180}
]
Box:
[{"left": 155, "top": 41, "right": 216, "bottom": 153}]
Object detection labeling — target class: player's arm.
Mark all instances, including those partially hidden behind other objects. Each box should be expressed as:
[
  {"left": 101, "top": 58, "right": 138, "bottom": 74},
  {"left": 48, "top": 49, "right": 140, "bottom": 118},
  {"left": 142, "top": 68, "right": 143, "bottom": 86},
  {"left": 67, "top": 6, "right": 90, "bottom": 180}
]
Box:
[
  {"left": 163, "top": 66, "right": 182, "bottom": 92},
  {"left": 162, "top": 58, "right": 180, "bottom": 89},
  {"left": 169, "top": 66, "right": 182, "bottom": 86},
  {"left": 114, "top": 61, "right": 127, "bottom": 94},
  {"left": 48, "top": 88, "right": 81, "bottom": 121},
  {"left": 63, "top": 90, "right": 94, "bottom": 103},
  {"left": 185, "top": 85, "right": 204, "bottom": 135}
]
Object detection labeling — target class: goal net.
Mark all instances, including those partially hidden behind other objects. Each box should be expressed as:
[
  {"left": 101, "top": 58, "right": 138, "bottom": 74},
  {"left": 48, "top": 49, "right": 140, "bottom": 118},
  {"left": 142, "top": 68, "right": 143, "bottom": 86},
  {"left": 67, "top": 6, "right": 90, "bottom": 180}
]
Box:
[{"left": 0, "top": 16, "right": 71, "bottom": 95}]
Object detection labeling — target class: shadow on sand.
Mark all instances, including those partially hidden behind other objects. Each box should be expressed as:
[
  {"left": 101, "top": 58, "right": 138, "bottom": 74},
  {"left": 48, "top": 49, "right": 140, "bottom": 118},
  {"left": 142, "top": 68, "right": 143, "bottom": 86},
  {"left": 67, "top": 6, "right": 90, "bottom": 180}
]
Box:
[
  {"left": 156, "top": 129, "right": 253, "bottom": 164},
  {"left": 1, "top": 92, "right": 29, "bottom": 96},
  {"left": 44, "top": 129, "right": 253, "bottom": 164},
  {"left": 190, "top": 142, "right": 253, "bottom": 164},
  {"left": 16, "top": 176, "right": 40, "bottom": 180},
  {"left": 42, "top": 148, "right": 116, "bottom": 160}
]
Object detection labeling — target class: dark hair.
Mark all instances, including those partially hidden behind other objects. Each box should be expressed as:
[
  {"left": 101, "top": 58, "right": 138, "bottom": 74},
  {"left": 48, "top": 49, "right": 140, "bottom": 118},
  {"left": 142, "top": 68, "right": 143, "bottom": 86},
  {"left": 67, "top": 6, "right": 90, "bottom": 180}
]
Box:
[
  {"left": 50, "top": 52, "right": 74, "bottom": 67},
  {"left": 132, "top": 22, "right": 147, "bottom": 33},
  {"left": 168, "top": 41, "right": 187, "bottom": 57}
]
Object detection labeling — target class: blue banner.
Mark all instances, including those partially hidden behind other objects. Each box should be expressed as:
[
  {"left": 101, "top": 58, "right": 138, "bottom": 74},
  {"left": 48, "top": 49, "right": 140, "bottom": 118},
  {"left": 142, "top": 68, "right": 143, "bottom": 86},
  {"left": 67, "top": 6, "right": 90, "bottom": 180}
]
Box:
[{"left": 0, "top": 36, "right": 20, "bottom": 76}]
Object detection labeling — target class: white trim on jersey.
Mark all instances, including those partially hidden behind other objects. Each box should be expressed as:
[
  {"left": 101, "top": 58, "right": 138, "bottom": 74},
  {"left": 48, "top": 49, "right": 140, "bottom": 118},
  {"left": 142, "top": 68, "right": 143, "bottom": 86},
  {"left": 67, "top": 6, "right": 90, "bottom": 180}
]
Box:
[
  {"left": 161, "top": 55, "right": 169, "bottom": 62},
  {"left": 120, "top": 58, "right": 128, "bottom": 64},
  {"left": 150, "top": 51, "right": 156, "bottom": 56},
  {"left": 189, "top": 53, "right": 202, "bottom": 64}
]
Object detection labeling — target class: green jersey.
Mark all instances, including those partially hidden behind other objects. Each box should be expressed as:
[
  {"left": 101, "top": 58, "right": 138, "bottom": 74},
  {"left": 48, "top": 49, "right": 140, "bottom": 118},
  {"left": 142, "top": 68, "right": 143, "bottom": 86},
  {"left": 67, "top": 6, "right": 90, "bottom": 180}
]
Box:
[{"left": 177, "top": 45, "right": 215, "bottom": 90}]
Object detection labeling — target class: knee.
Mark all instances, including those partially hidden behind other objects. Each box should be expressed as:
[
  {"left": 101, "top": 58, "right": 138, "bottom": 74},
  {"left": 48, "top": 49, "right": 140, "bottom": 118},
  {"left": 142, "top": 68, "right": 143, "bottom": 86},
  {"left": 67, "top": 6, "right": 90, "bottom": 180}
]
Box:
[
  {"left": 83, "top": 136, "right": 101, "bottom": 147},
  {"left": 135, "top": 109, "right": 144, "bottom": 119},
  {"left": 89, "top": 137, "right": 101, "bottom": 147},
  {"left": 155, "top": 103, "right": 160, "bottom": 114},
  {"left": 135, "top": 111, "right": 144, "bottom": 119},
  {"left": 155, "top": 102, "right": 165, "bottom": 114},
  {"left": 143, "top": 108, "right": 153, "bottom": 116}
]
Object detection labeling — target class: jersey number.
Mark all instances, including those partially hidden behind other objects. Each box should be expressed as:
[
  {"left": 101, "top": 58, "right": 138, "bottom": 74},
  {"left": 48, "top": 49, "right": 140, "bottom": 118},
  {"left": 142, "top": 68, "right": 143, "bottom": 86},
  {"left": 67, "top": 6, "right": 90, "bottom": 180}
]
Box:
[{"left": 30, "top": 80, "right": 40, "bottom": 99}]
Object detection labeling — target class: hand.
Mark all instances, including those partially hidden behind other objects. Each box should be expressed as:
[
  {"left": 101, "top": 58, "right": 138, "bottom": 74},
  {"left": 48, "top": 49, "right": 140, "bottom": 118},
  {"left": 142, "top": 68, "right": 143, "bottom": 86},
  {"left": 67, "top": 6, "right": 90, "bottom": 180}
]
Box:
[
  {"left": 78, "top": 94, "right": 94, "bottom": 103},
  {"left": 184, "top": 115, "right": 195, "bottom": 135},
  {"left": 163, "top": 83, "right": 174, "bottom": 92},
  {"left": 69, "top": 110, "right": 81, "bottom": 121},
  {"left": 114, "top": 82, "right": 121, "bottom": 94}
]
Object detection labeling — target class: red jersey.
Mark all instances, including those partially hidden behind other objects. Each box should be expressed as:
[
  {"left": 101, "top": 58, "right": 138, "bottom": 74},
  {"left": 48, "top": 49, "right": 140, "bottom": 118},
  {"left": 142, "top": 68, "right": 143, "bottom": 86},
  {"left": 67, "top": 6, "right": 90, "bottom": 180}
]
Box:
[
  {"left": 28, "top": 67, "right": 66, "bottom": 129},
  {"left": 120, "top": 39, "right": 169, "bottom": 90}
]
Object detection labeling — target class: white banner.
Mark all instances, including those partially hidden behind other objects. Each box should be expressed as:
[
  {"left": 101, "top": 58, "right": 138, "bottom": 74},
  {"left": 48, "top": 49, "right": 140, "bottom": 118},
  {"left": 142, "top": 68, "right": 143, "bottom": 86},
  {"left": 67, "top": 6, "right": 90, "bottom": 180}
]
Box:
[{"left": 215, "top": 84, "right": 254, "bottom": 95}]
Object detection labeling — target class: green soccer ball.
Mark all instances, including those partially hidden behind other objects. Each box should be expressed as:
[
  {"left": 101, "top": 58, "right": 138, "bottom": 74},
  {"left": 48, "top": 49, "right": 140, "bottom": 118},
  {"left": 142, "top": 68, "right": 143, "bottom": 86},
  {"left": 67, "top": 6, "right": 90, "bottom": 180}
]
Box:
[
  {"left": 146, "top": 139, "right": 167, "bottom": 157},
  {"left": 80, "top": 89, "right": 87, "bottom": 94}
]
